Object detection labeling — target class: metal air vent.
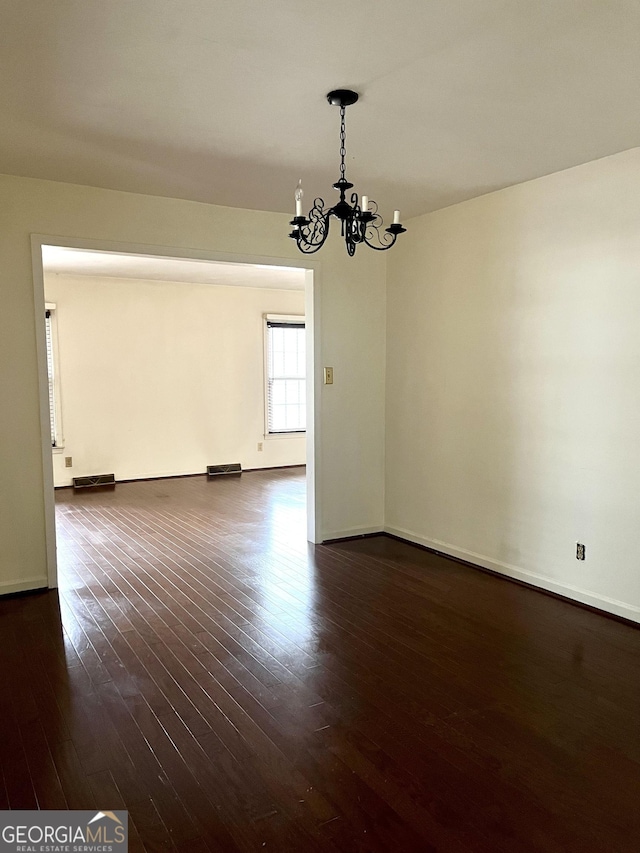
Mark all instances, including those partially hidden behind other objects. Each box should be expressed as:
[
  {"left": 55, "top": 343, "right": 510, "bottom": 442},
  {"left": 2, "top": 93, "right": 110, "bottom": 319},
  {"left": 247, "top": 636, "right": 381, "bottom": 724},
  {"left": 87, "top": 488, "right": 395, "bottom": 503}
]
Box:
[
  {"left": 207, "top": 463, "right": 242, "bottom": 477},
  {"left": 72, "top": 473, "right": 116, "bottom": 489}
]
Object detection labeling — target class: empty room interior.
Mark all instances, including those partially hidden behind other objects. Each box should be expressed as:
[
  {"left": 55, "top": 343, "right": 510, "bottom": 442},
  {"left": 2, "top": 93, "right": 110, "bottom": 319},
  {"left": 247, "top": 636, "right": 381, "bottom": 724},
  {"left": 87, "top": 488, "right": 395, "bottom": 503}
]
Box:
[{"left": 1, "top": 2, "right": 640, "bottom": 851}]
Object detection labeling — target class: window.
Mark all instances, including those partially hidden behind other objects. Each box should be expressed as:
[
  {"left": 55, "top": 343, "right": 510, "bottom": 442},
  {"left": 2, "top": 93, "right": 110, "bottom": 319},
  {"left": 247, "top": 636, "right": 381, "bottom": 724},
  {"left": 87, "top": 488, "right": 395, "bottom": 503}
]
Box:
[
  {"left": 265, "top": 316, "right": 306, "bottom": 434},
  {"left": 45, "top": 303, "right": 63, "bottom": 448}
]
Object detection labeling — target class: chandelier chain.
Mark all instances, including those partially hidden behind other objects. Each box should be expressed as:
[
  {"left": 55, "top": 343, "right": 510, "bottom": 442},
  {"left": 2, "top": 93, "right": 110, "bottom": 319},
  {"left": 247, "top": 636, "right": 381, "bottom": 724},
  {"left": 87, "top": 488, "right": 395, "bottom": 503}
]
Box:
[{"left": 339, "top": 105, "right": 346, "bottom": 181}]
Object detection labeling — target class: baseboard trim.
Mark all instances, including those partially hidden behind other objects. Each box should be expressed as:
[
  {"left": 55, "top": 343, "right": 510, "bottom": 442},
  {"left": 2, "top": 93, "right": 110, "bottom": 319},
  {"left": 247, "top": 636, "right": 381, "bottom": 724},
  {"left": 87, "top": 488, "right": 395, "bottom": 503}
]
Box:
[
  {"left": 0, "top": 576, "right": 48, "bottom": 596},
  {"left": 55, "top": 465, "right": 306, "bottom": 489},
  {"left": 243, "top": 464, "right": 306, "bottom": 473},
  {"left": 323, "top": 531, "right": 384, "bottom": 545},
  {"left": 384, "top": 525, "right": 640, "bottom": 626},
  {"left": 118, "top": 472, "right": 207, "bottom": 484},
  {"left": 55, "top": 471, "right": 207, "bottom": 489},
  {"left": 322, "top": 526, "right": 383, "bottom": 544}
]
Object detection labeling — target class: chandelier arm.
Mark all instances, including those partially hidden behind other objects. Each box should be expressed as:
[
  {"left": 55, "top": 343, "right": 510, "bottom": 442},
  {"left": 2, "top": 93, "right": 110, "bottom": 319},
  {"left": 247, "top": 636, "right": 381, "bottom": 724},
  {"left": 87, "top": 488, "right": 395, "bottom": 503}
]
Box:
[
  {"left": 292, "top": 198, "right": 332, "bottom": 254},
  {"left": 363, "top": 232, "right": 398, "bottom": 251},
  {"left": 295, "top": 235, "right": 329, "bottom": 255},
  {"left": 344, "top": 219, "right": 358, "bottom": 255},
  {"left": 352, "top": 193, "right": 371, "bottom": 245},
  {"left": 362, "top": 216, "right": 399, "bottom": 251},
  {"left": 348, "top": 208, "right": 366, "bottom": 246}
]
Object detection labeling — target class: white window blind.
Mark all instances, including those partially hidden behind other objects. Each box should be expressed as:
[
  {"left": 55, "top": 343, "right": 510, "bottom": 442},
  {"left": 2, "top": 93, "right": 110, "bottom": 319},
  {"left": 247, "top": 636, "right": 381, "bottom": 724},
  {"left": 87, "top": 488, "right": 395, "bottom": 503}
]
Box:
[
  {"left": 45, "top": 309, "right": 58, "bottom": 447},
  {"left": 266, "top": 320, "right": 306, "bottom": 433}
]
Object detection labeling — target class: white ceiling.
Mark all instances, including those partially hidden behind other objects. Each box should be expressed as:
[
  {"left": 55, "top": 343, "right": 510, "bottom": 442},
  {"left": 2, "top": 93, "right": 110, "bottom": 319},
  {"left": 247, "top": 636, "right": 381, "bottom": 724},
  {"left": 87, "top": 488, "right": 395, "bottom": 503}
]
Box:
[
  {"left": 3, "top": 1, "right": 640, "bottom": 218},
  {"left": 42, "top": 246, "right": 306, "bottom": 290}
]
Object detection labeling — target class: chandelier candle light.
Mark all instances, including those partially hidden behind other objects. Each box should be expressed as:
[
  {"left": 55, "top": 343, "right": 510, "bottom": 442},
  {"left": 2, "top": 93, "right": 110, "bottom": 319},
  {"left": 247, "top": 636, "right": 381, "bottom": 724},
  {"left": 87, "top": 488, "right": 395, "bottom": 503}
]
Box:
[{"left": 289, "top": 90, "right": 406, "bottom": 256}]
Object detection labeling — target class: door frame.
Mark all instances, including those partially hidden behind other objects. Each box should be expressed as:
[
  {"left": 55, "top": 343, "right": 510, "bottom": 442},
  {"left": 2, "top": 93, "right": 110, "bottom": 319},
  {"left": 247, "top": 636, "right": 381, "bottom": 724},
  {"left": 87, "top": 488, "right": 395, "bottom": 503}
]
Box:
[{"left": 31, "top": 234, "right": 322, "bottom": 589}]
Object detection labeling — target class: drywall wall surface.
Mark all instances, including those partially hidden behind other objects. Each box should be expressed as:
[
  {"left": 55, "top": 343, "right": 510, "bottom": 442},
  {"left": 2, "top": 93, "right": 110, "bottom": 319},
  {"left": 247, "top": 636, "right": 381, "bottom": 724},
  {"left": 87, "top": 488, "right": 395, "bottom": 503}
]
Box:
[
  {"left": 385, "top": 147, "right": 640, "bottom": 622},
  {"left": 0, "top": 173, "right": 386, "bottom": 593},
  {"left": 45, "top": 275, "right": 305, "bottom": 485},
  {"left": 318, "top": 245, "right": 387, "bottom": 540}
]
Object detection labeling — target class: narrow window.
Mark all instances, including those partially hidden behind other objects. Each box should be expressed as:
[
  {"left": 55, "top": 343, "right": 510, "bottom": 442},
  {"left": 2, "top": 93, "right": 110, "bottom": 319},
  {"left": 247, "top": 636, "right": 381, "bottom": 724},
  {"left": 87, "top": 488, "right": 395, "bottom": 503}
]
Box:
[
  {"left": 45, "top": 305, "right": 62, "bottom": 448},
  {"left": 265, "top": 318, "right": 306, "bottom": 434}
]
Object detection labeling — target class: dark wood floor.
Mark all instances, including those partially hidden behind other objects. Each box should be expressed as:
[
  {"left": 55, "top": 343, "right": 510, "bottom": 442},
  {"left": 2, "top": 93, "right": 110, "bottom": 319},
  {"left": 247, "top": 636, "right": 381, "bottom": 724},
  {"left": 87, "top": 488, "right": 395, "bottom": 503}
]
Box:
[{"left": 1, "top": 469, "right": 639, "bottom": 851}]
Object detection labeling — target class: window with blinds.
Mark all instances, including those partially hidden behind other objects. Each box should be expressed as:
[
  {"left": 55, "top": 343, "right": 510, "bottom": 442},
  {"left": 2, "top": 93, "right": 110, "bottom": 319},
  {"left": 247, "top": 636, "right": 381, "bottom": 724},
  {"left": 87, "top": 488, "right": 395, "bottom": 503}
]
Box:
[
  {"left": 266, "top": 319, "right": 306, "bottom": 433},
  {"left": 45, "top": 308, "right": 59, "bottom": 447}
]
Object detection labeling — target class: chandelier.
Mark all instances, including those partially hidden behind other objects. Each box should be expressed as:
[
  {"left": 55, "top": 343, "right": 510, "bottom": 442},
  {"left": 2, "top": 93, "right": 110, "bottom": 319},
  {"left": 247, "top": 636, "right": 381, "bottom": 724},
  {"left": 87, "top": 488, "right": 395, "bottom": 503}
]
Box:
[{"left": 289, "top": 90, "right": 406, "bottom": 256}]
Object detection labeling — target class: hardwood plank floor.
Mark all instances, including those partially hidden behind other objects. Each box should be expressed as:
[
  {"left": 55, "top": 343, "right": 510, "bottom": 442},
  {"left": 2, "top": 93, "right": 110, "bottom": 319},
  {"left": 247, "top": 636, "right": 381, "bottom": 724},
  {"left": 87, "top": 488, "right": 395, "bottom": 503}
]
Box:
[{"left": 1, "top": 467, "right": 639, "bottom": 851}]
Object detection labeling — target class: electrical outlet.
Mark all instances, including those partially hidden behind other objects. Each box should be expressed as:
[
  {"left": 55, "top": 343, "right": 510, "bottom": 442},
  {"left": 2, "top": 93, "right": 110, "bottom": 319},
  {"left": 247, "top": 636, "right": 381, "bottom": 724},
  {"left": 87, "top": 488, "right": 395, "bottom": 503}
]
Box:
[
  {"left": 576, "top": 543, "right": 586, "bottom": 560},
  {"left": 65, "top": 456, "right": 72, "bottom": 468},
  {"left": 257, "top": 442, "right": 263, "bottom": 452}
]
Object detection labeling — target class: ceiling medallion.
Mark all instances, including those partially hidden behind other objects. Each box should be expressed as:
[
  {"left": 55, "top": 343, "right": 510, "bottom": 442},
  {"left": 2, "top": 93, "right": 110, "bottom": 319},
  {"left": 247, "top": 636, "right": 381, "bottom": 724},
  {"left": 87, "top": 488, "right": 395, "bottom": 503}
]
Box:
[{"left": 289, "top": 89, "right": 406, "bottom": 256}]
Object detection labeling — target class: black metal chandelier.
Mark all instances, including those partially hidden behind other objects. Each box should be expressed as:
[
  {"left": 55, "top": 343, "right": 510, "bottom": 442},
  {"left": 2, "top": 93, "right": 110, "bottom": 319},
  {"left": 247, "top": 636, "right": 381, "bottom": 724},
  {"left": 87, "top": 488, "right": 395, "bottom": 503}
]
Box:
[{"left": 289, "top": 89, "right": 406, "bottom": 256}]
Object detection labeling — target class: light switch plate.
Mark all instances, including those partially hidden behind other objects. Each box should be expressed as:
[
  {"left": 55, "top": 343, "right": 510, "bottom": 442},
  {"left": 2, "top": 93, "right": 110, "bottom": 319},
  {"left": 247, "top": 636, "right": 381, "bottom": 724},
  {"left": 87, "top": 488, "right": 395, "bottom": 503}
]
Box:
[{"left": 324, "top": 367, "right": 334, "bottom": 385}]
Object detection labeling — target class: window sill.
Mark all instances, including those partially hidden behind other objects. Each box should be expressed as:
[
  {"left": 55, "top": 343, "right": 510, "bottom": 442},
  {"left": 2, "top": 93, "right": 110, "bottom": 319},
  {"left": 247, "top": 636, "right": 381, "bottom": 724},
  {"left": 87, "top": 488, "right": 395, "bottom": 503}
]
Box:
[
  {"left": 264, "top": 432, "right": 306, "bottom": 440},
  {"left": 52, "top": 445, "right": 65, "bottom": 454}
]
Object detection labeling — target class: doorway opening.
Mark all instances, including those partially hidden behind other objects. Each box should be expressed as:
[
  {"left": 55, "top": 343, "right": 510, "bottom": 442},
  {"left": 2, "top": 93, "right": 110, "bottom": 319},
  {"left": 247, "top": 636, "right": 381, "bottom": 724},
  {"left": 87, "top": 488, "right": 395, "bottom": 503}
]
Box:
[{"left": 31, "top": 236, "right": 321, "bottom": 589}]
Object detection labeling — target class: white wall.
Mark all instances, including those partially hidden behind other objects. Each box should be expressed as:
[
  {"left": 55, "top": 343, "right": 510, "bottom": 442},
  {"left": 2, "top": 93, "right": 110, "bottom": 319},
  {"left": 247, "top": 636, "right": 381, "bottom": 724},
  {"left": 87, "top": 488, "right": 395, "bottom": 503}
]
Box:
[
  {"left": 45, "top": 274, "right": 305, "bottom": 486},
  {"left": 14, "top": 146, "right": 640, "bottom": 618},
  {"left": 386, "top": 147, "right": 640, "bottom": 623},
  {"left": 0, "top": 174, "right": 386, "bottom": 595}
]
